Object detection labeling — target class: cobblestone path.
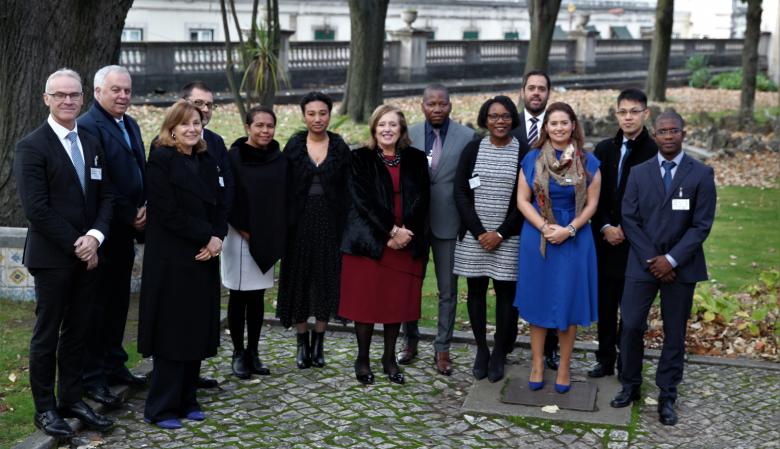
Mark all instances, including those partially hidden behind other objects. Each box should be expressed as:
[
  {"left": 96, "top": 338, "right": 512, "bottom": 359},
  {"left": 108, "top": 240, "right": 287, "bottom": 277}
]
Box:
[{"left": 80, "top": 326, "right": 778, "bottom": 449}]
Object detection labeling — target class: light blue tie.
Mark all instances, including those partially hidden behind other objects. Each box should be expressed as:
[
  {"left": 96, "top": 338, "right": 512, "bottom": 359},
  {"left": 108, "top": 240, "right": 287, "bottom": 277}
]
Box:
[
  {"left": 662, "top": 160, "right": 676, "bottom": 193},
  {"left": 67, "top": 131, "right": 86, "bottom": 193},
  {"left": 117, "top": 119, "right": 132, "bottom": 148}
]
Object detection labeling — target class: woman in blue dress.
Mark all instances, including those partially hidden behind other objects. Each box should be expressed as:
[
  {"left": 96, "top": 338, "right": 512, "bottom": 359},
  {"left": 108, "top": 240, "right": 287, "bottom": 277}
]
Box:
[{"left": 514, "top": 102, "right": 601, "bottom": 394}]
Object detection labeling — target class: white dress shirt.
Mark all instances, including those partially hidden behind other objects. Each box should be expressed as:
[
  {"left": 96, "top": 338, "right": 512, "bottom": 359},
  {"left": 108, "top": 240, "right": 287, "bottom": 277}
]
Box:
[
  {"left": 657, "top": 151, "right": 686, "bottom": 268},
  {"left": 524, "top": 108, "right": 545, "bottom": 141}
]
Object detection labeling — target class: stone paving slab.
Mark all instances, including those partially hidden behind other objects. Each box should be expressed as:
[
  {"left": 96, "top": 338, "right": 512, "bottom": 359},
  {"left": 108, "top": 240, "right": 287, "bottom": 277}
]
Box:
[
  {"left": 13, "top": 324, "right": 779, "bottom": 449},
  {"left": 462, "top": 365, "right": 631, "bottom": 426}
]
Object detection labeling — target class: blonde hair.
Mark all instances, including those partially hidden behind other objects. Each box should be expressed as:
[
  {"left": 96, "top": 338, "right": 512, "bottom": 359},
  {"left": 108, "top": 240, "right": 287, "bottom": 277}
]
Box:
[
  {"left": 157, "top": 100, "right": 207, "bottom": 153},
  {"left": 366, "top": 104, "right": 411, "bottom": 150}
]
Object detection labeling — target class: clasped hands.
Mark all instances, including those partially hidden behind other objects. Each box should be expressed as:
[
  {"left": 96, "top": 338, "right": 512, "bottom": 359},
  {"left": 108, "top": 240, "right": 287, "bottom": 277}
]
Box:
[
  {"left": 646, "top": 255, "right": 676, "bottom": 283},
  {"left": 477, "top": 231, "right": 502, "bottom": 252},
  {"left": 387, "top": 225, "right": 413, "bottom": 250},
  {"left": 195, "top": 236, "right": 223, "bottom": 261},
  {"left": 542, "top": 224, "right": 570, "bottom": 246},
  {"left": 74, "top": 235, "right": 99, "bottom": 270},
  {"left": 602, "top": 225, "right": 625, "bottom": 246}
]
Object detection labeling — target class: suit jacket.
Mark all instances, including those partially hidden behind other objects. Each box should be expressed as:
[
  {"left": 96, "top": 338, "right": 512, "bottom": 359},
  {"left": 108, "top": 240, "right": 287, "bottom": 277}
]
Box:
[
  {"left": 510, "top": 111, "right": 529, "bottom": 148},
  {"left": 78, "top": 103, "right": 145, "bottom": 227},
  {"left": 14, "top": 121, "right": 114, "bottom": 268},
  {"left": 341, "top": 146, "right": 430, "bottom": 260},
  {"left": 203, "top": 128, "right": 235, "bottom": 215},
  {"left": 621, "top": 153, "right": 716, "bottom": 283},
  {"left": 591, "top": 127, "right": 658, "bottom": 278},
  {"left": 409, "top": 120, "right": 475, "bottom": 239}
]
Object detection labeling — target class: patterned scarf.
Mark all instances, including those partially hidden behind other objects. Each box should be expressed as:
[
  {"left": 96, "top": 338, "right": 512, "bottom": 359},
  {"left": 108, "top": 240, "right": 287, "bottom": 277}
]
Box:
[{"left": 533, "top": 140, "right": 587, "bottom": 257}]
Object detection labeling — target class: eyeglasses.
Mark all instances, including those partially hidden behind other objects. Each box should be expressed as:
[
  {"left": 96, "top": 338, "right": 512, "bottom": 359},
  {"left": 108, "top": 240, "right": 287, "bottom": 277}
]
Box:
[
  {"left": 190, "top": 99, "right": 215, "bottom": 110},
  {"left": 487, "top": 113, "right": 512, "bottom": 122},
  {"left": 616, "top": 108, "right": 646, "bottom": 117},
  {"left": 46, "top": 91, "right": 83, "bottom": 101},
  {"left": 656, "top": 128, "right": 682, "bottom": 136}
]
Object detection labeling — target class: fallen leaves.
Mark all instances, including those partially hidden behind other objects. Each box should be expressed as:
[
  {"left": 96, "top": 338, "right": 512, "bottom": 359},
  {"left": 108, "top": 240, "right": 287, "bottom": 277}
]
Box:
[{"left": 541, "top": 405, "right": 560, "bottom": 414}]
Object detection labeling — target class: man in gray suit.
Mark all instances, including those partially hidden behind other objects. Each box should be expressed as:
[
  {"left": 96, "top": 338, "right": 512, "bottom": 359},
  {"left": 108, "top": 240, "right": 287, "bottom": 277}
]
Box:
[{"left": 399, "top": 84, "right": 476, "bottom": 375}]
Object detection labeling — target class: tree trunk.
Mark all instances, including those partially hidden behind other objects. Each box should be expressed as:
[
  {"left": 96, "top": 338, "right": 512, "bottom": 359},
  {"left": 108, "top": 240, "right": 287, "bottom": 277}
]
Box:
[
  {"left": 0, "top": 0, "right": 133, "bottom": 226},
  {"left": 646, "top": 0, "right": 674, "bottom": 102},
  {"left": 524, "top": 0, "right": 562, "bottom": 75},
  {"left": 339, "top": 0, "right": 390, "bottom": 122},
  {"left": 739, "top": 0, "right": 763, "bottom": 127},
  {"left": 221, "top": 0, "right": 247, "bottom": 118},
  {"left": 259, "top": 0, "right": 281, "bottom": 108}
]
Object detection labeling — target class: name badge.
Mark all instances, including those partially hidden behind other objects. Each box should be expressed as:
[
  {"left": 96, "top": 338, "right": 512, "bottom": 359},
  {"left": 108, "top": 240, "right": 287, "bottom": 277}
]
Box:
[
  {"left": 672, "top": 199, "right": 690, "bottom": 210},
  {"left": 90, "top": 167, "right": 102, "bottom": 180},
  {"left": 427, "top": 155, "right": 433, "bottom": 168},
  {"left": 469, "top": 175, "right": 481, "bottom": 189},
  {"left": 218, "top": 176, "right": 225, "bottom": 187}
]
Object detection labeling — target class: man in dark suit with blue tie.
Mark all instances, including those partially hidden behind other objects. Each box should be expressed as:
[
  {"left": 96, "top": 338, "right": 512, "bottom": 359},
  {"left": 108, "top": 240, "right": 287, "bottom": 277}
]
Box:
[
  {"left": 610, "top": 111, "right": 716, "bottom": 426},
  {"left": 79, "top": 65, "right": 148, "bottom": 406},
  {"left": 15, "top": 68, "right": 115, "bottom": 437}
]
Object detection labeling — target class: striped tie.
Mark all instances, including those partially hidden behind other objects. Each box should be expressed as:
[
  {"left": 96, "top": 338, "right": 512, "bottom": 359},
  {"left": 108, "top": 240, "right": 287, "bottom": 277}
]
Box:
[
  {"left": 528, "top": 117, "right": 539, "bottom": 146},
  {"left": 67, "top": 131, "right": 86, "bottom": 194}
]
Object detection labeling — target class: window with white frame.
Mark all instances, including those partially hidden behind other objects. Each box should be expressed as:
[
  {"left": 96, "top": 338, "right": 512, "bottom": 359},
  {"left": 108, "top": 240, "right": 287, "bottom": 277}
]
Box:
[
  {"left": 121, "top": 27, "right": 143, "bottom": 42},
  {"left": 189, "top": 28, "right": 214, "bottom": 41}
]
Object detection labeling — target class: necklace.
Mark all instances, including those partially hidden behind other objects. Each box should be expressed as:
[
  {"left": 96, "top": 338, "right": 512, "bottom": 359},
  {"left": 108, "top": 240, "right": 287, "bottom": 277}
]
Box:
[{"left": 377, "top": 148, "right": 401, "bottom": 167}]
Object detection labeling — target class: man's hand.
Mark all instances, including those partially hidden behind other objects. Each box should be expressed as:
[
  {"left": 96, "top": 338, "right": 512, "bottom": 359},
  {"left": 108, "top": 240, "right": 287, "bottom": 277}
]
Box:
[
  {"left": 659, "top": 271, "right": 677, "bottom": 283},
  {"left": 86, "top": 253, "right": 99, "bottom": 271},
  {"left": 647, "top": 256, "right": 674, "bottom": 279},
  {"left": 478, "top": 231, "right": 503, "bottom": 252},
  {"left": 133, "top": 206, "right": 147, "bottom": 231},
  {"left": 74, "top": 235, "right": 99, "bottom": 261},
  {"left": 603, "top": 226, "right": 625, "bottom": 246}
]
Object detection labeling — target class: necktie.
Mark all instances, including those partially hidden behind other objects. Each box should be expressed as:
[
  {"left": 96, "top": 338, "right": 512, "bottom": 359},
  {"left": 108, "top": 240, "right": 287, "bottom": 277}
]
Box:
[
  {"left": 527, "top": 117, "right": 539, "bottom": 146},
  {"left": 431, "top": 128, "right": 442, "bottom": 173},
  {"left": 617, "top": 139, "right": 633, "bottom": 188},
  {"left": 67, "top": 131, "right": 86, "bottom": 194},
  {"left": 117, "top": 119, "right": 132, "bottom": 148},
  {"left": 662, "top": 160, "right": 676, "bottom": 193}
]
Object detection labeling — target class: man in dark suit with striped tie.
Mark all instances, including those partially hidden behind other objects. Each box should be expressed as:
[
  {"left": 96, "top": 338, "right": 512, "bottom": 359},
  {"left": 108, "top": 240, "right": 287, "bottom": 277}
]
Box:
[{"left": 510, "top": 70, "right": 560, "bottom": 370}]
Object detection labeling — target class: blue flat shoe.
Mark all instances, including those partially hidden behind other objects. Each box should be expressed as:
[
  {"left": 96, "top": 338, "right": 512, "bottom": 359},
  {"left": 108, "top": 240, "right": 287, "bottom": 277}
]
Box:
[
  {"left": 144, "top": 418, "right": 183, "bottom": 429},
  {"left": 528, "top": 380, "right": 545, "bottom": 391},
  {"left": 554, "top": 383, "right": 571, "bottom": 394},
  {"left": 185, "top": 410, "right": 206, "bottom": 421}
]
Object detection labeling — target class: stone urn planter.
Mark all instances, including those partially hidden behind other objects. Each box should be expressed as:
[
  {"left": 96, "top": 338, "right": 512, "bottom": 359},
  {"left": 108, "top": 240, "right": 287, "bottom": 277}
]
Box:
[{"left": 402, "top": 9, "right": 418, "bottom": 30}]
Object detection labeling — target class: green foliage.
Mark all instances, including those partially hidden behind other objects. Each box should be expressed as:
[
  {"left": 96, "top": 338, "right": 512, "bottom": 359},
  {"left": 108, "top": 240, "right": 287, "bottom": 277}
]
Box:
[
  {"left": 685, "top": 53, "right": 709, "bottom": 71},
  {"left": 709, "top": 70, "right": 779, "bottom": 92},
  {"left": 689, "top": 68, "right": 711, "bottom": 88}
]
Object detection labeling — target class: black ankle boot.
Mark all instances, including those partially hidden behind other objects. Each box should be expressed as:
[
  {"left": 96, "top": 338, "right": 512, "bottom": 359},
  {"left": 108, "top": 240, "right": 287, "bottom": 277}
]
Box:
[
  {"left": 296, "top": 331, "right": 311, "bottom": 369},
  {"left": 231, "top": 350, "right": 251, "bottom": 379},
  {"left": 311, "top": 331, "right": 326, "bottom": 368},
  {"left": 487, "top": 346, "right": 505, "bottom": 383},
  {"left": 472, "top": 345, "right": 490, "bottom": 380},
  {"left": 245, "top": 348, "right": 271, "bottom": 375}
]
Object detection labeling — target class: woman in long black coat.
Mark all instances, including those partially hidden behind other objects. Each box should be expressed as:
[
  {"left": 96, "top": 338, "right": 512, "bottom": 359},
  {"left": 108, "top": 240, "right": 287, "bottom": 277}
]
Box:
[{"left": 138, "top": 100, "right": 226, "bottom": 429}]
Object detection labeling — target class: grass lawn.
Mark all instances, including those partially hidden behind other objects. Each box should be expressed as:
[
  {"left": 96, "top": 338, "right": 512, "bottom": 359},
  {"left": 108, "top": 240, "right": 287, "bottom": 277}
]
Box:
[{"left": 0, "top": 299, "right": 36, "bottom": 449}]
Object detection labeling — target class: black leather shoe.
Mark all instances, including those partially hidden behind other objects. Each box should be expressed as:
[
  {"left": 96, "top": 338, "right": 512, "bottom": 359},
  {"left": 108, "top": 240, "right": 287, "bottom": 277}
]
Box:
[
  {"left": 85, "top": 385, "right": 122, "bottom": 408},
  {"left": 296, "top": 331, "right": 312, "bottom": 369},
  {"left": 487, "top": 347, "right": 505, "bottom": 383},
  {"left": 545, "top": 350, "right": 560, "bottom": 371},
  {"left": 107, "top": 369, "right": 147, "bottom": 386},
  {"left": 197, "top": 376, "right": 219, "bottom": 389},
  {"left": 587, "top": 363, "right": 615, "bottom": 378},
  {"left": 472, "top": 346, "right": 490, "bottom": 380},
  {"left": 232, "top": 350, "right": 251, "bottom": 379},
  {"left": 59, "top": 400, "right": 114, "bottom": 431},
  {"left": 658, "top": 398, "right": 678, "bottom": 426},
  {"left": 397, "top": 344, "right": 418, "bottom": 365},
  {"left": 610, "top": 387, "right": 641, "bottom": 408},
  {"left": 310, "top": 331, "right": 326, "bottom": 368},
  {"left": 382, "top": 355, "right": 405, "bottom": 385},
  {"left": 354, "top": 359, "right": 374, "bottom": 385},
  {"left": 34, "top": 410, "right": 74, "bottom": 438},
  {"left": 245, "top": 349, "right": 271, "bottom": 375}
]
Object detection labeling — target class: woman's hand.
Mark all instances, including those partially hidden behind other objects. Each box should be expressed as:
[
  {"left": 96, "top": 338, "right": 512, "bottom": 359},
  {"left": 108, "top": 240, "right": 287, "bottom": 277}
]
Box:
[
  {"left": 478, "top": 231, "right": 503, "bottom": 251},
  {"left": 195, "top": 247, "right": 211, "bottom": 261},
  {"left": 543, "top": 224, "right": 569, "bottom": 245},
  {"left": 206, "top": 236, "right": 223, "bottom": 256},
  {"left": 392, "top": 226, "right": 414, "bottom": 247},
  {"left": 387, "top": 239, "right": 402, "bottom": 250}
]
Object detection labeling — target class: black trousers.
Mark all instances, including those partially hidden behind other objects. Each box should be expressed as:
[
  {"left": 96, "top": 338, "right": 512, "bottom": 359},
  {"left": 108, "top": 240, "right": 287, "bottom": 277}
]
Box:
[
  {"left": 29, "top": 264, "right": 98, "bottom": 412},
  {"left": 83, "top": 225, "right": 136, "bottom": 387},
  {"left": 466, "top": 277, "right": 517, "bottom": 352},
  {"left": 595, "top": 273, "right": 625, "bottom": 367},
  {"left": 144, "top": 356, "right": 200, "bottom": 422},
  {"left": 619, "top": 278, "right": 695, "bottom": 401}
]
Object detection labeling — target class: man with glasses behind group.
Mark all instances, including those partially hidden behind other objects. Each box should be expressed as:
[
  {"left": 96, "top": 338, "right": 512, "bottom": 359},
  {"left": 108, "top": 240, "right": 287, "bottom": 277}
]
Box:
[
  {"left": 589, "top": 88, "right": 657, "bottom": 379},
  {"left": 181, "top": 81, "right": 234, "bottom": 388}
]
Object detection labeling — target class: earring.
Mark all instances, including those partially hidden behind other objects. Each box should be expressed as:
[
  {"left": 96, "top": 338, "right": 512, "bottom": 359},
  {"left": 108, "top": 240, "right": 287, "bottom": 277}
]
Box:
[{"left": 171, "top": 133, "right": 176, "bottom": 141}]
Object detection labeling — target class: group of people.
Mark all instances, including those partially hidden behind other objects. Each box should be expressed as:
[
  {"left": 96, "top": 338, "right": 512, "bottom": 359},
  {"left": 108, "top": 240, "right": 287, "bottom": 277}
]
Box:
[{"left": 15, "top": 64, "right": 715, "bottom": 439}]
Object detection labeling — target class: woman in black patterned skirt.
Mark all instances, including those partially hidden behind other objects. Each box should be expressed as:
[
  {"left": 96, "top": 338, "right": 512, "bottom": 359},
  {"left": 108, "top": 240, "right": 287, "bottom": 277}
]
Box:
[{"left": 276, "top": 92, "right": 351, "bottom": 369}]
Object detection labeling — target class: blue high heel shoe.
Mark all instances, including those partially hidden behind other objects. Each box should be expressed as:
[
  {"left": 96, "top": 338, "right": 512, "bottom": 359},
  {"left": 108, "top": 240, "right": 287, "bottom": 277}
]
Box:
[
  {"left": 185, "top": 410, "right": 206, "bottom": 421},
  {"left": 554, "top": 383, "right": 571, "bottom": 394},
  {"left": 528, "top": 380, "right": 545, "bottom": 391},
  {"left": 144, "top": 417, "right": 183, "bottom": 429}
]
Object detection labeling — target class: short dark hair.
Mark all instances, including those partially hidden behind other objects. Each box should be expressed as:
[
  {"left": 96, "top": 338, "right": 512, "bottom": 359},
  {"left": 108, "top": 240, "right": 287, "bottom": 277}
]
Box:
[
  {"left": 655, "top": 110, "right": 685, "bottom": 129},
  {"left": 476, "top": 95, "right": 520, "bottom": 130},
  {"left": 245, "top": 105, "right": 277, "bottom": 126},
  {"left": 617, "top": 88, "right": 648, "bottom": 108},
  {"left": 181, "top": 81, "right": 213, "bottom": 99},
  {"left": 522, "top": 70, "right": 551, "bottom": 90},
  {"left": 300, "top": 91, "right": 333, "bottom": 113},
  {"left": 422, "top": 83, "right": 450, "bottom": 102}
]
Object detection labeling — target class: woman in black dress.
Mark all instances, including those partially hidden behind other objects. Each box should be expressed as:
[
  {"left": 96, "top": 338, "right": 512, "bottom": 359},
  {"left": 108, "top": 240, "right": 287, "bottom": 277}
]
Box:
[
  {"left": 276, "top": 92, "right": 351, "bottom": 369},
  {"left": 139, "top": 100, "right": 226, "bottom": 429}
]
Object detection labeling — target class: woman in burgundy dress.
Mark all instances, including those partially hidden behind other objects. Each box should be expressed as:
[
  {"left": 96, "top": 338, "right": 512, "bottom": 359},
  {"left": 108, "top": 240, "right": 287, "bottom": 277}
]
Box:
[{"left": 339, "top": 105, "right": 430, "bottom": 385}]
